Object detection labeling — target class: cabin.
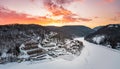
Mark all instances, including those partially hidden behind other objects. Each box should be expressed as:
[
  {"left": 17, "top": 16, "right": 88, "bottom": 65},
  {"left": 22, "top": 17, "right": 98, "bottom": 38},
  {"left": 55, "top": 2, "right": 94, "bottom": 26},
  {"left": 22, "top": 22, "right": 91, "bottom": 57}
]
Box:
[{"left": 19, "top": 41, "right": 46, "bottom": 60}]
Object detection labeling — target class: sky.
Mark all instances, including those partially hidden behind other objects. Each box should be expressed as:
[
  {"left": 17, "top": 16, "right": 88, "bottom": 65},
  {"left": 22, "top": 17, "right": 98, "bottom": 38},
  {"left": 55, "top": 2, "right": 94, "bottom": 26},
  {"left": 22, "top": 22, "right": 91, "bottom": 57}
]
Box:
[{"left": 0, "top": 0, "right": 120, "bottom": 28}]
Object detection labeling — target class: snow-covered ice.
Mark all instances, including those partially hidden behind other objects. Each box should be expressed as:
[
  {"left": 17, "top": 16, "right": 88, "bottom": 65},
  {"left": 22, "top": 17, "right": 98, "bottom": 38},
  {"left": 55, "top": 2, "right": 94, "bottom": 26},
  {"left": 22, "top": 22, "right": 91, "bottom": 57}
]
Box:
[{"left": 0, "top": 38, "right": 120, "bottom": 69}]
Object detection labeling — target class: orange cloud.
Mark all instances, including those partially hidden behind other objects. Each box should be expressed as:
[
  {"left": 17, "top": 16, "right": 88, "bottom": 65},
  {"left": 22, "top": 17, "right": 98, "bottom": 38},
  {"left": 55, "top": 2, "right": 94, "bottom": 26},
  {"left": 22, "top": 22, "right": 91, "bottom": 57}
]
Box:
[
  {"left": 43, "top": 0, "right": 92, "bottom": 22},
  {"left": 29, "top": 0, "right": 90, "bottom": 23},
  {"left": 44, "top": 3, "right": 73, "bottom": 16},
  {"left": 43, "top": 0, "right": 75, "bottom": 16},
  {"left": 31, "top": 0, "right": 83, "bottom": 16}
]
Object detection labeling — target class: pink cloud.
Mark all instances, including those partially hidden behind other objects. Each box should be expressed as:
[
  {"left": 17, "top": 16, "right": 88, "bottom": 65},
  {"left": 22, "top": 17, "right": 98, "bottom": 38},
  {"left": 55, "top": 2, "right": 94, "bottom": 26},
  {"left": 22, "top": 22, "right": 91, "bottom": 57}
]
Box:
[
  {"left": 63, "top": 15, "right": 92, "bottom": 22},
  {"left": 94, "top": 16, "right": 99, "bottom": 18},
  {"left": 0, "top": 6, "right": 43, "bottom": 24},
  {"left": 79, "top": 18, "right": 92, "bottom": 21},
  {"left": 98, "top": 0, "right": 115, "bottom": 5},
  {"left": 117, "top": 12, "right": 120, "bottom": 17},
  {"left": 0, "top": 6, "right": 27, "bottom": 19},
  {"left": 111, "top": 17, "right": 117, "bottom": 21},
  {"left": 104, "top": 0, "right": 115, "bottom": 3},
  {"left": 111, "top": 16, "right": 120, "bottom": 21},
  {"left": 111, "top": 12, "right": 120, "bottom": 21}
]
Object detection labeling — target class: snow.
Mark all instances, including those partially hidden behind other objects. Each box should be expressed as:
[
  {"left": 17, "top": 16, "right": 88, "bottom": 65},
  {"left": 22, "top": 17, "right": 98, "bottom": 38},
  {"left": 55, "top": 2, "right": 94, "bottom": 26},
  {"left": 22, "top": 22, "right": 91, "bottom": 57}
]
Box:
[
  {"left": 108, "top": 25, "right": 119, "bottom": 28},
  {"left": 1, "top": 52, "right": 7, "bottom": 58},
  {"left": 108, "top": 25, "right": 114, "bottom": 27},
  {"left": 1, "top": 38, "right": 120, "bottom": 69},
  {"left": 19, "top": 44, "right": 29, "bottom": 58},
  {"left": 92, "top": 35, "right": 105, "bottom": 44}
]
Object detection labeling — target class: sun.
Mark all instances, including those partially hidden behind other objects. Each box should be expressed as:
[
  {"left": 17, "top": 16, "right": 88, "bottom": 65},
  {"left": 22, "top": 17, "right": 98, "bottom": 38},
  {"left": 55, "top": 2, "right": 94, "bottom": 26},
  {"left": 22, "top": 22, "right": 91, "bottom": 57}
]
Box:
[{"left": 47, "top": 23, "right": 63, "bottom": 27}]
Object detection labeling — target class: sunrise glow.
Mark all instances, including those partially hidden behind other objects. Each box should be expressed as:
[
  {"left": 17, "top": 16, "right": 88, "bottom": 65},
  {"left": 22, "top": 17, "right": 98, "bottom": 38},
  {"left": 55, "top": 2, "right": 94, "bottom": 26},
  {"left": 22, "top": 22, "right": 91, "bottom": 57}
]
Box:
[{"left": 0, "top": 0, "right": 120, "bottom": 28}]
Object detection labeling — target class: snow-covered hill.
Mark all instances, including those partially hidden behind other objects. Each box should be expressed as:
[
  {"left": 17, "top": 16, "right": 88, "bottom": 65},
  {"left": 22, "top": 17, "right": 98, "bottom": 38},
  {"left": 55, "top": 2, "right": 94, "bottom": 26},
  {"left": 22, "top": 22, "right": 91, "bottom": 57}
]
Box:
[
  {"left": 85, "top": 24, "right": 120, "bottom": 50},
  {"left": 1, "top": 38, "right": 120, "bottom": 69}
]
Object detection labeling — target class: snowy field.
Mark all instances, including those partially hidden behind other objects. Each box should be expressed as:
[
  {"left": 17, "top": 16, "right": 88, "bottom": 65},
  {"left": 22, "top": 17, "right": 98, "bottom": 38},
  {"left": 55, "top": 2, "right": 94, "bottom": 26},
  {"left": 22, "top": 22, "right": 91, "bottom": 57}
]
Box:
[{"left": 0, "top": 38, "right": 120, "bottom": 69}]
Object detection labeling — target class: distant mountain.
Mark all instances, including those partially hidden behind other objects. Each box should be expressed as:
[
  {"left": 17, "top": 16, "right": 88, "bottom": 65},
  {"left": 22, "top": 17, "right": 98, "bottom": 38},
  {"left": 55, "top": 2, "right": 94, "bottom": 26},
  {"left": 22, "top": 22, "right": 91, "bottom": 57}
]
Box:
[
  {"left": 85, "top": 24, "right": 120, "bottom": 50},
  {"left": 46, "top": 25, "right": 94, "bottom": 37},
  {"left": 0, "top": 24, "right": 84, "bottom": 64},
  {"left": 93, "top": 26, "right": 103, "bottom": 31}
]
